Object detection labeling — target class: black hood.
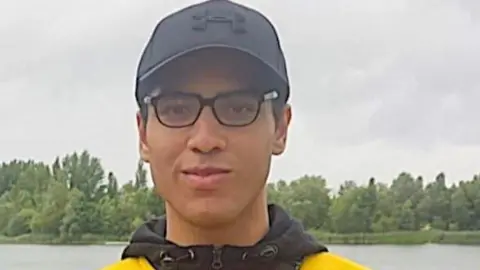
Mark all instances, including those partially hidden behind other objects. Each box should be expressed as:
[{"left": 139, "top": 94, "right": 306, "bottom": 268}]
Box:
[{"left": 121, "top": 204, "right": 328, "bottom": 269}]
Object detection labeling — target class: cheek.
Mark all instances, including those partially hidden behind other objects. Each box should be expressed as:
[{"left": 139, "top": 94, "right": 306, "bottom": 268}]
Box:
[
  {"left": 146, "top": 124, "right": 186, "bottom": 186},
  {"left": 228, "top": 114, "right": 275, "bottom": 182},
  {"left": 233, "top": 128, "right": 272, "bottom": 158}
]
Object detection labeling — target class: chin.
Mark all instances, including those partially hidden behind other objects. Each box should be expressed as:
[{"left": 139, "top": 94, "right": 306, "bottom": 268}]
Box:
[{"left": 182, "top": 199, "right": 241, "bottom": 228}]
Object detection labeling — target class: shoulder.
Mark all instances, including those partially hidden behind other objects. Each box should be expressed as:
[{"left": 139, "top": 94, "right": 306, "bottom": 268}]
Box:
[
  {"left": 100, "top": 257, "right": 154, "bottom": 270},
  {"left": 300, "top": 252, "right": 370, "bottom": 270}
]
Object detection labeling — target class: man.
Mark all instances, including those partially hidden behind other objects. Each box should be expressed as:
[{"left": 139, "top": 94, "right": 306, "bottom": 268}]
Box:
[{"left": 103, "top": 0, "right": 368, "bottom": 269}]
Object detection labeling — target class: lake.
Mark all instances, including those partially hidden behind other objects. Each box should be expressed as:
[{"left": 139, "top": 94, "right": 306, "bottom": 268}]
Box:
[{"left": 0, "top": 244, "right": 477, "bottom": 269}]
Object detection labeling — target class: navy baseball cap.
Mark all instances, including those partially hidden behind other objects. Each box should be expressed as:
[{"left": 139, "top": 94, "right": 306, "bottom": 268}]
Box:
[{"left": 135, "top": 0, "right": 290, "bottom": 108}]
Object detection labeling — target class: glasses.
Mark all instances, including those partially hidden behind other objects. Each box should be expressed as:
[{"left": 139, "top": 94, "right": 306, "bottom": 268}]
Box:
[{"left": 143, "top": 89, "right": 279, "bottom": 128}]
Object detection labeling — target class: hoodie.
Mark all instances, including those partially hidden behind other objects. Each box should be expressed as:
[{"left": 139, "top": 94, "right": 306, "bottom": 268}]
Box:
[{"left": 121, "top": 204, "right": 328, "bottom": 270}]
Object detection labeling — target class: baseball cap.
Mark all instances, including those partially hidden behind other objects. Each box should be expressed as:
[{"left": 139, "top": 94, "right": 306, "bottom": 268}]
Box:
[{"left": 135, "top": 0, "right": 290, "bottom": 108}]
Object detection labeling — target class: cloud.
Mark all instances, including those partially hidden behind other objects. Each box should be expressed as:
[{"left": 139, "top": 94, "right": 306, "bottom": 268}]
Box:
[
  {"left": 280, "top": 0, "right": 480, "bottom": 147},
  {"left": 1, "top": 0, "right": 479, "bottom": 187}
]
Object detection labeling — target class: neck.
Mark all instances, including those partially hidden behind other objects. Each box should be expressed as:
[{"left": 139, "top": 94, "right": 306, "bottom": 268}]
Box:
[{"left": 165, "top": 192, "right": 269, "bottom": 246}]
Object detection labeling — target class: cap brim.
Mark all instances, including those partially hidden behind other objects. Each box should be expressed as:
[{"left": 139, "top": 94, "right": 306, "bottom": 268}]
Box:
[{"left": 139, "top": 44, "right": 286, "bottom": 83}]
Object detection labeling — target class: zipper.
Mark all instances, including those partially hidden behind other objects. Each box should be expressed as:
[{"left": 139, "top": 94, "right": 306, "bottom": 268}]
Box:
[{"left": 211, "top": 246, "right": 223, "bottom": 269}]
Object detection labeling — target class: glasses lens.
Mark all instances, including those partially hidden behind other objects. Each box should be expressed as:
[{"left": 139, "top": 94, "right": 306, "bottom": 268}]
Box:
[
  {"left": 155, "top": 94, "right": 201, "bottom": 127},
  {"left": 214, "top": 92, "right": 260, "bottom": 126}
]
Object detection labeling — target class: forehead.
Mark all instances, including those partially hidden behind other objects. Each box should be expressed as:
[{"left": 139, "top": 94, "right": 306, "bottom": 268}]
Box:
[{"left": 155, "top": 48, "right": 272, "bottom": 94}]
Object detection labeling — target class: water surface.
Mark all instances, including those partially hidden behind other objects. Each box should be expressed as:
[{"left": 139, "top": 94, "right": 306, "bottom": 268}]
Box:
[{"left": 0, "top": 244, "right": 476, "bottom": 269}]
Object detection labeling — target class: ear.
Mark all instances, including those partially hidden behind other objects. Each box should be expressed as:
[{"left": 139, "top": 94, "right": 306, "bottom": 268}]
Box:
[
  {"left": 136, "top": 111, "right": 151, "bottom": 163},
  {"left": 272, "top": 105, "right": 292, "bottom": 156}
]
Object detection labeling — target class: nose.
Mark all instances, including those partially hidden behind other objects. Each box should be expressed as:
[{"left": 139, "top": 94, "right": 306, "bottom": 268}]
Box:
[{"left": 186, "top": 107, "right": 227, "bottom": 154}]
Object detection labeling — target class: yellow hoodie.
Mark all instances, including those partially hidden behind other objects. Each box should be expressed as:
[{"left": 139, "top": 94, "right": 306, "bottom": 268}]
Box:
[
  {"left": 101, "top": 205, "right": 369, "bottom": 270},
  {"left": 102, "top": 252, "right": 368, "bottom": 270}
]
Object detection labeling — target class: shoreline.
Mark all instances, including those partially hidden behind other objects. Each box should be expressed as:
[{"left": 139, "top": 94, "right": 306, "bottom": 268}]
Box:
[{"left": 2, "top": 230, "right": 480, "bottom": 246}]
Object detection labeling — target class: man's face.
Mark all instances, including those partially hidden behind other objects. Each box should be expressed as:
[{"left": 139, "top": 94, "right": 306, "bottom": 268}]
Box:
[{"left": 137, "top": 50, "right": 291, "bottom": 227}]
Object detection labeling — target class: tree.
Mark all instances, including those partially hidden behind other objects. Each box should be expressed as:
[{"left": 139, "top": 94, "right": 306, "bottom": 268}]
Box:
[{"left": 1, "top": 150, "right": 480, "bottom": 242}]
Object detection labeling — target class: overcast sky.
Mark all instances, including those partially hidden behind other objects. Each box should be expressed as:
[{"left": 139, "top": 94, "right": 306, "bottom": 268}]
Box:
[{"left": 1, "top": 0, "right": 479, "bottom": 187}]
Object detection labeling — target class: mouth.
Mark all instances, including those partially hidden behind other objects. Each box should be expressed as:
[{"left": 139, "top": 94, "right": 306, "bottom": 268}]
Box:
[
  {"left": 181, "top": 166, "right": 232, "bottom": 190},
  {"left": 182, "top": 166, "right": 231, "bottom": 176}
]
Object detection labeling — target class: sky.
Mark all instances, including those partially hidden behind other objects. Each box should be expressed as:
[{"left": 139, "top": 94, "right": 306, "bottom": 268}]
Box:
[{"left": 1, "top": 0, "right": 479, "bottom": 188}]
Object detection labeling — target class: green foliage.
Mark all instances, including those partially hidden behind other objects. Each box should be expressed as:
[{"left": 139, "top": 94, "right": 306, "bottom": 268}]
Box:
[
  {"left": 1, "top": 150, "right": 480, "bottom": 245},
  {"left": 267, "top": 171, "right": 480, "bottom": 236},
  {"left": 0, "top": 151, "right": 163, "bottom": 242}
]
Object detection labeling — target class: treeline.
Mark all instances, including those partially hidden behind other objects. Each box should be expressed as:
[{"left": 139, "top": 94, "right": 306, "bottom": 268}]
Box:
[{"left": 0, "top": 150, "right": 479, "bottom": 245}]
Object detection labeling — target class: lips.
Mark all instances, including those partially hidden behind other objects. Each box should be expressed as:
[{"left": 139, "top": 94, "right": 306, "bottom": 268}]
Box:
[
  {"left": 182, "top": 166, "right": 231, "bottom": 190},
  {"left": 182, "top": 166, "right": 231, "bottom": 176}
]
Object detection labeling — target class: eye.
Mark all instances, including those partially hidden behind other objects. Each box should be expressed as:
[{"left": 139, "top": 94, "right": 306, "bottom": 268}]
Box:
[
  {"left": 159, "top": 104, "right": 191, "bottom": 115},
  {"left": 155, "top": 95, "right": 199, "bottom": 119},
  {"left": 229, "top": 102, "right": 256, "bottom": 113},
  {"left": 216, "top": 93, "right": 258, "bottom": 113}
]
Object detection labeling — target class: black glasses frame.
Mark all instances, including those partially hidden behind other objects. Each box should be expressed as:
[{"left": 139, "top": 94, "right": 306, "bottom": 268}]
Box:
[{"left": 143, "top": 89, "right": 279, "bottom": 128}]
